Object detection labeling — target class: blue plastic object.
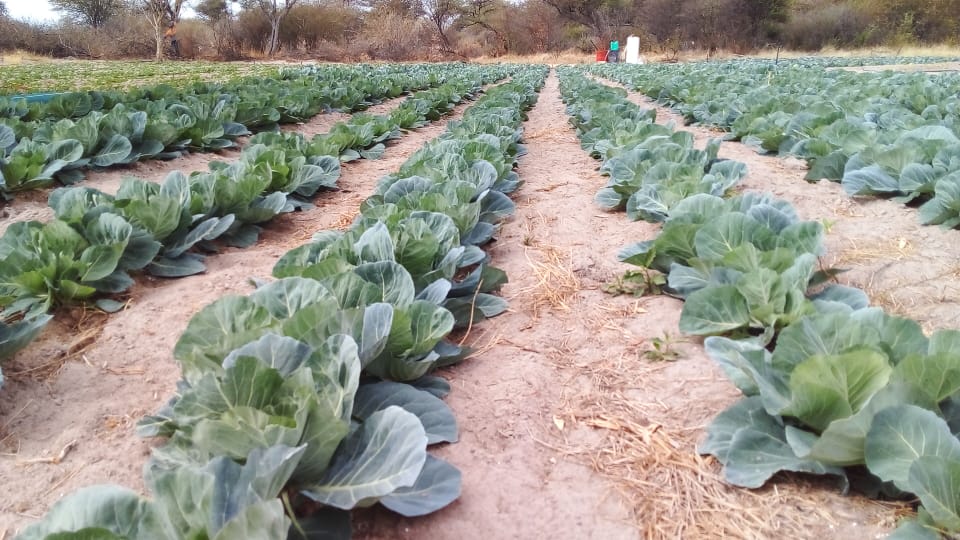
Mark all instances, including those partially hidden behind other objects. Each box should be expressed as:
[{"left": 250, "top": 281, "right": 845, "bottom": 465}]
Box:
[{"left": 8, "top": 92, "right": 64, "bottom": 104}]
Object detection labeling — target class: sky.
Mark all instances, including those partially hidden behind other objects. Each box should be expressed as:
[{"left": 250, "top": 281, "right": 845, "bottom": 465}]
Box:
[
  {"left": 3, "top": 0, "right": 201, "bottom": 23},
  {"left": 5, "top": 0, "right": 60, "bottom": 23}
]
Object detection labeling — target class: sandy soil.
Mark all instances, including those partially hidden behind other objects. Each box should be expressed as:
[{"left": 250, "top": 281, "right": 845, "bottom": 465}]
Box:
[{"left": 0, "top": 71, "right": 931, "bottom": 539}]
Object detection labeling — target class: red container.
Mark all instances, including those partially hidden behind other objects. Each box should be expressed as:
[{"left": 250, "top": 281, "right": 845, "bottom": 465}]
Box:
[{"left": 595, "top": 50, "right": 606, "bottom": 62}]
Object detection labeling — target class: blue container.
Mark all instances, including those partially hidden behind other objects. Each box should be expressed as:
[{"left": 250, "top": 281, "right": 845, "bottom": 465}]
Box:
[{"left": 8, "top": 92, "right": 64, "bottom": 104}]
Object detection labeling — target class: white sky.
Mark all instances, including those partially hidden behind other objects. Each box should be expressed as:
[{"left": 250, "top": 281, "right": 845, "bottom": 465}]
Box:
[
  {"left": 3, "top": 0, "right": 200, "bottom": 23},
  {"left": 5, "top": 0, "right": 60, "bottom": 23}
]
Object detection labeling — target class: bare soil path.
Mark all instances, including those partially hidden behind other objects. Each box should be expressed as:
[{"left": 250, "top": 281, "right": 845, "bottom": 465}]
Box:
[
  {"left": 360, "top": 71, "right": 895, "bottom": 540},
  {"left": 357, "top": 71, "right": 643, "bottom": 540}
]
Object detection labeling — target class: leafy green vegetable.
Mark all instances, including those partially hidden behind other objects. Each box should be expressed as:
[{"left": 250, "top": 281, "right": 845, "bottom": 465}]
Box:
[
  {"left": 17, "top": 445, "right": 305, "bottom": 540},
  {"left": 20, "top": 65, "right": 547, "bottom": 540},
  {"left": 583, "top": 60, "right": 960, "bottom": 536}
]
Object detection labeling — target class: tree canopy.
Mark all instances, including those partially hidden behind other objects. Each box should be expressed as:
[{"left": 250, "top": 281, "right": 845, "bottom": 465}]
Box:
[{"left": 50, "top": 0, "right": 125, "bottom": 27}]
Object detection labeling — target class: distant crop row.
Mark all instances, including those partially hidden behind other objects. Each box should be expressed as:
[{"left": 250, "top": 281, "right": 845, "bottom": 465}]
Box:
[
  {"left": 0, "top": 64, "right": 469, "bottom": 198},
  {"left": 559, "top": 71, "right": 745, "bottom": 222},
  {"left": 563, "top": 66, "right": 960, "bottom": 540},
  {"left": 0, "top": 65, "right": 509, "bottom": 387},
  {"left": 592, "top": 60, "right": 960, "bottom": 233}
]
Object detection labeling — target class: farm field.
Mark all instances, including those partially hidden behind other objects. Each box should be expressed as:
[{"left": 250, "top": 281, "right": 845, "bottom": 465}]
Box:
[
  {"left": 0, "top": 61, "right": 284, "bottom": 95},
  {"left": 2, "top": 58, "right": 960, "bottom": 539}
]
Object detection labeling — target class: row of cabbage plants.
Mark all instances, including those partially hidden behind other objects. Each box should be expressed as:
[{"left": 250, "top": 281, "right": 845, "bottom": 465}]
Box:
[
  {"left": 0, "top": 71, "right": 500, "bottom": 387},
  {"left": 557, "top": 68, "right": 746, "bottom": 222},
  {"left": 0, "top": 64, "right": 500, "bottom": 198},
  {"left": 14, "top": 66, "right": 547, "bottom": 539},
  {"left": 564, "top": 71, "right": 960, "bottom": 539},
  {"left": 0, "top": 64, "right": 456, "bottom": 123},
  {"left": 783, "top": 56, "right": 960, "bottom": 68},
  {"left": 589, "top": 61, "right": 960, "bottom": 232}
]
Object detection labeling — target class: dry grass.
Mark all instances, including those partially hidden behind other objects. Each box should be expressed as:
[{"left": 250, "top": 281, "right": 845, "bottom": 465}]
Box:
[
  {"left": 823, "top": 235, "right": 960, "bottom": 332},
  {"left": 586, "top": 417, "right": 901, "bottom": 539},
  {"left": 863, "top": 280, "right": 913, "bottom": 319},
  {"left": 862, "top": 261, "right": 960, "bottom": 333},
  {"left": 832, "top": 198, "right": 867, "bottom": 218},
  {"left": 512, "top": 244, "right": 581, "bottom": 318},
  {"left": 270, "top": 200, "right": 361, "bottom": 250},
  {"left": 579, "top": 298, "right": 650, "bottom": 350},
  {"left": 609, "top": 44, "right": 960, "bottom": 66},
  {"left": 944, "top": 263, "right": 960, "bottom": 281},
  {"left": 288, "top": 225, "right": 318, "bottom": 246},
  {"left": 831, "top": 237, "right": 913, "bottom": 266},
  {"left": 471, "top": 50, "right": 593, "bottom": 65},
  {"left": 543, "top": 340, "right": 908, "bottom": 540},
  {"left": 4, "top": 307, "right": 109, "bottom": 383},
  {"left": 517, "top": 265, "right": 907, "bottom": 539},
  {"left": 828, "top": 237, "right": 926, "bottom": 320},
  {"left": 510, "top": 213, "right": 581, "bottom": 318},
  {"left": 2, "top": 44, "right": 956, "bottom": 69},
  {"left": 0, "top": 50, "right": 54, "bottom": 65}
]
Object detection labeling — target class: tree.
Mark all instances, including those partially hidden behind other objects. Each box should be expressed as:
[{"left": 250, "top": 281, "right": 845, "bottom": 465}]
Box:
[
  {"left": 251, "top": 0, "right": 299, "bottom": 56},
  {"left": 196, "top": 0, "right": 240, "bottom": 57},
  {"left": 541, "top": 0, "right": 639, "bottom": 46},
  {"left": 422, "top": 0, "right": 459, "bottom": 50},
  {"left": 0, "top": 0, "right": 8, "bottom": 18},
  {"left": 196, "top": 0, "right": 230, "bottom": 20},
  {"left": 142, "top": 0, "right": 186, "bottom": 61},
  {"left": 738, "top": 0, "right": 790, "bottom": 44},
  {"left": 869, "top": 0, "right": 960, "bottom": 43},
  {"left": 458, "top": 0, "right": 507, "bottom": 53},
  {"left": 366, "top": 0, "right": 423, "bottom": 16},
  {"left": 50, "top": 0, "right": 124, "bottom": 27}
]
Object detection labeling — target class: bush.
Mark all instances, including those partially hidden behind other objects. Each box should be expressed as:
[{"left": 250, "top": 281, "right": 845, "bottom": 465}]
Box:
[
  {"left": 279, "top": 4, "right": 361, "bottom": 52},
  {"left": 782, "top": 2, "right": 876, "bottom": 50},
  {"left": 235, "top": 10, "right": 270, "bottom": 56},
  {"left": 361, "top": 10, "right": 430, "bottom": 60}
]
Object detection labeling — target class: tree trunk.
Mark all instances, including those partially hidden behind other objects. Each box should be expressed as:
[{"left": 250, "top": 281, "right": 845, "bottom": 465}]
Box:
[
  {"left": 439, "top": 31, "right": 451, "bottom": 51},
  {"left": 154, "top": 26, "right": 164, "bottom": 61},
  {"left": 268, "top": 17, "right": 280, "bottom": 56}
]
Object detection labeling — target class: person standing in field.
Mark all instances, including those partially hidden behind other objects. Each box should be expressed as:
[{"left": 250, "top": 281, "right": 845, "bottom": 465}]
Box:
[{"left": 164, "top": 23, "right": 180, "bottom": 58}]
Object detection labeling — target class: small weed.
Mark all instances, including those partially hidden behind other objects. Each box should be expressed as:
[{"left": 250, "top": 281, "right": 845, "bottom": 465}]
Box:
[
  {"left": 820, "top": 218, "right": 836, "bottom": 234},
  {"left": 602, "top": 269, "right": 665, "bottom": 297},
  {"left": 642, "top": 332, "right": 685, "bottom": 362}
]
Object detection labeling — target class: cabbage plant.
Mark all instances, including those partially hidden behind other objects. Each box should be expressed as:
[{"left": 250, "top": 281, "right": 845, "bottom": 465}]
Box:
[{"left": 702, "top": 310, "right": 960, "bottom": 538}]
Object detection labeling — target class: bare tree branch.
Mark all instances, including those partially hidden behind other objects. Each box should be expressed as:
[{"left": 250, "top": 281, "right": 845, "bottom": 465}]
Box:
[{"left": 254, "top": 0, "right": 298, "bottom": 56}]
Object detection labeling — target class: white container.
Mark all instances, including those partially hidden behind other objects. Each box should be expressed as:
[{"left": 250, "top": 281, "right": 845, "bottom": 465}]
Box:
[{"left": 625, "top": 35, "right": 643, "bottom": 64}]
